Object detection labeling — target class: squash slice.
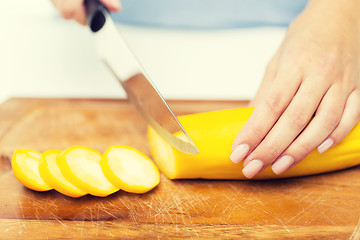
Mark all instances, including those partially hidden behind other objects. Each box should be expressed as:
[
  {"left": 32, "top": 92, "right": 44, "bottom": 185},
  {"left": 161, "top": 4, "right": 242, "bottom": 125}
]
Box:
[
  {"left": 101, "top": 146, "right": 160, "bottom": 194},
  {"left": 57, "top": 146, "right": 118, "bottom": 197},
  {"left": 39, "top": 150, "right": 87, "bottom": 198},
  {"left": 12, "top": 149, "right": 52, "bottom": 191}
]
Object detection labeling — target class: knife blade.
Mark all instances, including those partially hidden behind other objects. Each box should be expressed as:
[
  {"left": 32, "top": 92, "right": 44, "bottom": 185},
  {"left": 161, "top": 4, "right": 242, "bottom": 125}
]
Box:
[{"left": 85, "top": 0, "right": 199, "bottom": 155}]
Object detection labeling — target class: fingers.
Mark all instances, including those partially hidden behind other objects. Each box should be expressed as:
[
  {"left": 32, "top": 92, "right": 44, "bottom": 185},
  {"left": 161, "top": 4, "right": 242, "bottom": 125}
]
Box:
[
  {"left": 318, "top": 88, "right": 360, "bottom": 152},
  {"left": 57, "top": 0, "right": 84, "bottom": 20},
  {"left": 238, "top": 82, "right": 360, "bottom": 178},
  {"left": 230, "top": 69, "right": 302, "bottom": 158},
  {"left": 241, "top": 78, "right": 328, "bottom": 178},
  {"left": 101, "top": 0, "right": 121, "bottom": 12},
  {"left": 73, "top": 3, "right": 87, "bottom": 25},
  {"left": 271, "top": 83, "right": 350, "bottom": 175},
  {"left": 53, "top": 0, "right": 121, "bottom": 25}
]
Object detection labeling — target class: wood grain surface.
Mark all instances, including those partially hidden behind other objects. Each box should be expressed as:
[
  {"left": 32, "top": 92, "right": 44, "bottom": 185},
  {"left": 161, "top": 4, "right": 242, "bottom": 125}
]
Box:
[{"left": 0, "top": 98, "right": 359, "bottom": 239}]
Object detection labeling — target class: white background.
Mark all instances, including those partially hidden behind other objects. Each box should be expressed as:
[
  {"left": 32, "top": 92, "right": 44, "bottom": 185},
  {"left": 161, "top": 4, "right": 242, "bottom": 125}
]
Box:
[{"left": 0, "top": 0, "right": 287, "bottom": 104}]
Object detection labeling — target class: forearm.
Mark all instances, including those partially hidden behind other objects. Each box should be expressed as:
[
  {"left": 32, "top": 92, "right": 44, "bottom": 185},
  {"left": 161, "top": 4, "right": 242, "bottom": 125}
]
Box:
[
  {"left": 303, "top": 0, "right": 360, "bottom": 26},
  {"left": 283, "top": 0, "right": 360, "bottom": 49}
]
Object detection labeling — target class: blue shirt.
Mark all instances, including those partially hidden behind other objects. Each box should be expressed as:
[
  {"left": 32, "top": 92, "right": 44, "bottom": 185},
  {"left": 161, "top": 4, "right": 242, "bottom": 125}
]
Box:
[{"left": 112, "top": 0, "right": 308, "bottom": 29}]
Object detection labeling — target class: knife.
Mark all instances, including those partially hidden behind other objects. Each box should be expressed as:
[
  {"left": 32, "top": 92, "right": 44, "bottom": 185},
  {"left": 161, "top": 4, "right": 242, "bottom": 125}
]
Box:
[{"left": 84, "top": 0, "right": 199, "bottom": 155}]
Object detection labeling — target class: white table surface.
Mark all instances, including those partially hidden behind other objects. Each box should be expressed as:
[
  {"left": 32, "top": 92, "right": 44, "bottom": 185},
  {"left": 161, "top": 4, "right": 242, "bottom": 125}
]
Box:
[{"left": 0, "top": 0, "right": 286, "bottom": 104}]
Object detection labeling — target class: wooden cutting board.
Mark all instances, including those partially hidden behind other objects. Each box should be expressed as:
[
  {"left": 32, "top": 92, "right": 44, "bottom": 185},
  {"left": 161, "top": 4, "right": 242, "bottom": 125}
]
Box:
[{"left": 0, "top": 98, "right": 359, "bottom": 239}]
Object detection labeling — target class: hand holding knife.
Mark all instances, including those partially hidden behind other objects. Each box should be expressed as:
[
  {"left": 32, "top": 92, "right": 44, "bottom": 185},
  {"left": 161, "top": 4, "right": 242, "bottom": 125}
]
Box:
[{"left": 84, "top": 0, "right": 199, "bottom": 155}]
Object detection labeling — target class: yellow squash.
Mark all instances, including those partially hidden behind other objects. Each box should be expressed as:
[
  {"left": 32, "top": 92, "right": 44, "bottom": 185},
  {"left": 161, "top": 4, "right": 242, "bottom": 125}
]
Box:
[
  {"left": 101, "top": 146, "right": 160, "bottom": 194},
  {"left": 148, "top": 107, "right": 360, "bottom": 180},
  {"left": 12, "top": 149, "right": 52, "bottom": 191},
  {"left": 39, "top": 150, "right": 87, "bottom": 198},
  {"left": 57, "top": 146, "right": 119, "bottom": 197}
]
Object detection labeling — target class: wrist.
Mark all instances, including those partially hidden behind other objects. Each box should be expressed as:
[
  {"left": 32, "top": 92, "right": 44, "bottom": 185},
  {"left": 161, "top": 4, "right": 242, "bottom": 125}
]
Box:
[
  {"left": 303, "top": 0, "right": 360, "bottom": 25},
  {"left": 287, "top": 0, "right": 360, "bottom": 41}
]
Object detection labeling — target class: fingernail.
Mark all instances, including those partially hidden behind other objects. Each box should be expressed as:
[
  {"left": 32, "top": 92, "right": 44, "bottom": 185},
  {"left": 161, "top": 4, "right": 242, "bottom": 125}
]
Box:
[
  {"left": 272, "top": 155, "right": 295, "bottom": 175},
  {"left": 242, "top": 160, "right": 263, "bottom": 178},
  {"left": 317, "top": 138, "right": 334, "bottom": 154},
  {"left": 230, "top": 144, "right": 250, "bottom": 164}
]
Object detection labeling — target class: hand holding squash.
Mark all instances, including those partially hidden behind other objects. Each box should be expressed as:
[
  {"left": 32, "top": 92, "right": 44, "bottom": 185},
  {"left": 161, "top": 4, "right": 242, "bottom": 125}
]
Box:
[{"left": 230, "top": 0, "right": 360, "bottom": 178}]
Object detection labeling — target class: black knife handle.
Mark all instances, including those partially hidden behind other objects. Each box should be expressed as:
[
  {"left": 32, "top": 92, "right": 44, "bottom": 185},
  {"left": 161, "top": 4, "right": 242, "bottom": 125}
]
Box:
[{"left": 84, "top": 0, "right": 109, "bottom": 32}]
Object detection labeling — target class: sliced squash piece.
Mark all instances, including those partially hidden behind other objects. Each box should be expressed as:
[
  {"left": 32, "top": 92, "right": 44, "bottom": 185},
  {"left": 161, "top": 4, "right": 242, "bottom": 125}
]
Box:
[
  {"left": 101, "top": 146, "right": 160, "bottom": 194},
  {"left": 11, "top": 149, "right": 52, "bottom": 191},
  {"left": 57, "top": 146, "right": 118, "bottom": 197},
  {"left": 39, "top": 150, "right": 87, "bottom": 198}
]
